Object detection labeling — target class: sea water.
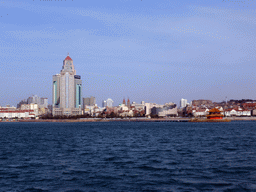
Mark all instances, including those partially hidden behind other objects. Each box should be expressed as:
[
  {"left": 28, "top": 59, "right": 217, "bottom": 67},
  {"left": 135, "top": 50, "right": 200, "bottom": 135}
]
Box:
[{"left": 0, "top": 121, "right": 256, "bottom": 191}]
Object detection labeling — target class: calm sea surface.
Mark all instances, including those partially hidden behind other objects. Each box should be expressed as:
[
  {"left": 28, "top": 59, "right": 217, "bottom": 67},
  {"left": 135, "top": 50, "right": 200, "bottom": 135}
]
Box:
[{"left": 0, "top": 121, "right": 256, "bottom": 192}]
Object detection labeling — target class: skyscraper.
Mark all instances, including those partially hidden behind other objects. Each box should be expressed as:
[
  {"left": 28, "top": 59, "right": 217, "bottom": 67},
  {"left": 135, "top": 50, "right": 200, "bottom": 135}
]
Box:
[
  {"left": 102, "top": 98, "right": 114, "bottom": 108},
  {"left": 83, "top": 96, "right": 96, "bottom": 108},
  {"left": 180, "top": 98, "right": 188, "bottom": 108},
  {"left": 52, "top": 54, "right": 82, "bottom": 116},
  {"left": 106, "top": 98, "right": 114, "bottom": 108}
]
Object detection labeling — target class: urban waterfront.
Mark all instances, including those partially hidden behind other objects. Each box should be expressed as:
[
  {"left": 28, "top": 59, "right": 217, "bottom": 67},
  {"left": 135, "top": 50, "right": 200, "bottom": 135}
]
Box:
[{"left": 0, "top": 121, "right": 256, "bottom": 191}]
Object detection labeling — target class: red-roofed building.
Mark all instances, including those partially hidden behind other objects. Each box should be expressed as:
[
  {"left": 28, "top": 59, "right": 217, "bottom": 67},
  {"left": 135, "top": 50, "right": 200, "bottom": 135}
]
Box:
[
  {"left": 64, "top": 55, "right": 73, "bottom": 61},
  {"left": 242, "top": 103, "right": 256, "bottom": 110},
  {"left": 52, "top": 54, "right": 82, "bottom": 116},
  {"left": 0, "top": 109, "right": 36, "bottom": 119}
]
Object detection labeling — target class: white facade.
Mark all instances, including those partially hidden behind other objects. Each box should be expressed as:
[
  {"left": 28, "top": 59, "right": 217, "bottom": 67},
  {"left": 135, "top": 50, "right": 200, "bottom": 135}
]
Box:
[
  {"left": 40, "top": 98, "right": 48, "bottom": 108},
  {"left": 144, "top": 103, "right": 161, "bottom": 116},
  {"left": 0, "top": 107, "right": 36, "bottom": 119},
  {"left": 151, "top": 102, "right": 178, "bottom": 117},
  {"left": 84, "top": 105, "right": 104, "bottom": 116},
  {"left": 20, "top": 104, "right": 39, "bottom": 116},
  {"left": 192, "top": 108, "right": 209, "bottom": 117},
  {"left": 131, "top": 102, "right": 145, "bottom": 110},
  {"left": 180, "top": 98, "right": 188, "bottom": 108},
  {"left": 52, "top": 55, "right": 82, "bottom": 116},
  {"left": 119, "top": 104, "right": 129, "bottom": 111},
  {"left": 224, "top": 109, "right": 237, "bottom": 117},
  {"left": 106, "top": 98, "right": 114, "bottom": 108}
]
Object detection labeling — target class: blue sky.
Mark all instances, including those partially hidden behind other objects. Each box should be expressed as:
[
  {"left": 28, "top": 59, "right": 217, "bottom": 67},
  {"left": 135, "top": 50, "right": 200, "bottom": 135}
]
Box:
[{"left": 0, "top": 0, "right": 255, "bottom": 106}]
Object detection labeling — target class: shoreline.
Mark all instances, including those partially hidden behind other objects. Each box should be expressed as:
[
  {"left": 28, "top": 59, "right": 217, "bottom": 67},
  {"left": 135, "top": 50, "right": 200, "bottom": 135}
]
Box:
[{"left": 1, "top": 117, "right": 256, "bottom": 123}]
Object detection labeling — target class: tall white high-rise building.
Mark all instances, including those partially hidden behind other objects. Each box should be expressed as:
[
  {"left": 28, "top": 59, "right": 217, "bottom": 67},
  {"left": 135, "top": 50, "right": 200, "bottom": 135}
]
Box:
[
  {"left": 102, "top": 98, "right": 114, "bottom": 108},
  {"left": 106, "top": 98, "right": 114, "bottom": 107},
  {"left": 180, "top": 98, "right": 188, "bottom": 108},
  {"left": 52, "top": 54, "right": 82, "bottom": 116}
]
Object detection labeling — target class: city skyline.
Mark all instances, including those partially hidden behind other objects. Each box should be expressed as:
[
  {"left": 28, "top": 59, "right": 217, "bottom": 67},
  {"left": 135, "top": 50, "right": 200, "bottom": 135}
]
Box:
[{"left": 0, "top": 0, "right": 255, "bottom": 106}]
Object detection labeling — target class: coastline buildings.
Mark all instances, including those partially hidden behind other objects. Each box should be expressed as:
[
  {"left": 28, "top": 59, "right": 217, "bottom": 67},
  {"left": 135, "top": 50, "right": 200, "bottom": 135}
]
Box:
[
  {"left": 180, "top": 98, "right": 188, "bottom": 108},
  {"left": 102, "top": 98, "right": 114, "bottom": 108},
  {"left": 17, "top": 99, "right": 28, "bottom": 109},
  {"left": 106, "top": 98, "right": 114, "bottom": 107},
  {"left": 83, "top": 96, "right": 96, "bottom": 108},
  {"left": 83, "top": 96, "right": 97, "bottom": 116},
  {"left": 0, "top": 105, "right": 36, "bottom": 119},
  {"left": 102, "top": 100, "right": 107, "bottom": 108},
  {"left": 16, "top": 95, "right": 49, "bottom": 116},
  {"left": 27, "top": 95, "right": 48, "bottom": 109},
  {"left": 192, "top": 100, "right": 212, "bottom": 106},
  {"left": 151, "top": 102, "right": 178, "bottom": 117},
  {"left": 52, "top": 55, "right": 82, "bottom": 116}
]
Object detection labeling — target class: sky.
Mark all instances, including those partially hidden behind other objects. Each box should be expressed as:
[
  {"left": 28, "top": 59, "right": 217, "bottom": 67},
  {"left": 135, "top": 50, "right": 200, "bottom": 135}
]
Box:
[{"left": 0, "top": 0, "right": 255, "bottom": 107}]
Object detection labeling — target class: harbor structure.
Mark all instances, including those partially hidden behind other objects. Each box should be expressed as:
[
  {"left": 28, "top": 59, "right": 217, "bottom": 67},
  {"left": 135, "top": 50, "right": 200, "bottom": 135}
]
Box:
[{"left": 52, "top": 54, "right": 82, "bottom": 116}]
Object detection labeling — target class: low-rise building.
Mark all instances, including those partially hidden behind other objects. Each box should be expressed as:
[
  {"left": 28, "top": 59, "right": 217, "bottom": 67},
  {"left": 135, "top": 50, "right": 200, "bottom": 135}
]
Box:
[
  {"left": 224, "top": 107, "right": 251, "bottom": 117},
  {"left": 151, "top": 103, "right": 177, "bottom": 117},
  {"left": 192, "top": 108, "right": 209, "bottom": 117},
  {"left": 252, "top": 108, "right": 256, "bottom": 116},
  {"left": 20, "top": 104, "right": 39, "bottom": 117},
  {"left": 131, "top": 102, "right": 145, "bottom": 110},
  {"left": 224, "top": 109, "right": 237, "bottom": 117},
  {"left": 0, "top": 106, "right": 36, "bottom": 119}
]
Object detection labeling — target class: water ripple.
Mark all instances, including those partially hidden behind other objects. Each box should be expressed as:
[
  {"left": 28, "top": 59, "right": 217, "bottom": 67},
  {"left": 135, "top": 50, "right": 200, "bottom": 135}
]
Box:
[{"left": 0, "top": 121, "right": 256, "bottom": 191}]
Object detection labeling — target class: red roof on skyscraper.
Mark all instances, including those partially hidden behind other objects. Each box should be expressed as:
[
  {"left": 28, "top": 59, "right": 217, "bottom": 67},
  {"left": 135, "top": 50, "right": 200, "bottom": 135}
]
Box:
[{"left": 65, "top": 56, "right": 73, "bottom": 61}]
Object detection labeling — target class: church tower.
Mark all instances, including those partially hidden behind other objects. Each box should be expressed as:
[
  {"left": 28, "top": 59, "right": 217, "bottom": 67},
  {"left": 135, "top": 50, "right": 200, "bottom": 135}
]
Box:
[
  {"left": 127, "top": 98, "right": 131, "bottom": 110},
  {"left": 52, "top": 54, "right": 82, "bottom": 116}
]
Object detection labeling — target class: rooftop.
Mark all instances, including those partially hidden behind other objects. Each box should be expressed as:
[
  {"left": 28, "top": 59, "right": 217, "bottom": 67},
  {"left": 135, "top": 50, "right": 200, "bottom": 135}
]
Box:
[{"left": 64, "top": 55, "right": 72, "bottom": 61}]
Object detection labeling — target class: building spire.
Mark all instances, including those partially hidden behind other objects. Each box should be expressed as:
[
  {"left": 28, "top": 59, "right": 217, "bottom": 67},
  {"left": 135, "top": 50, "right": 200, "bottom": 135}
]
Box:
[
  {"left": 64, "top": 54, "right": 72, "bottom": 61},
  {"left": 127, "top": 97, "right": 131, "bottom": 109}
]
